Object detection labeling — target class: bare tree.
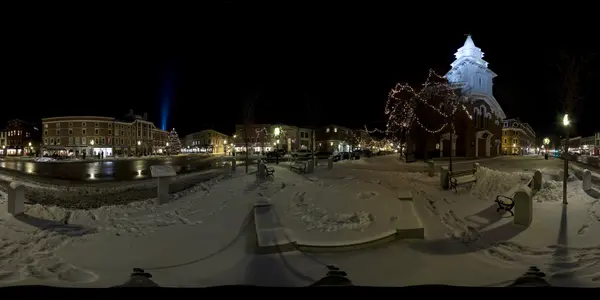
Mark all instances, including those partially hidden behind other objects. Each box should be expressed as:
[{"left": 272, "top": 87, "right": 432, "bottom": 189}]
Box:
[
  {"left": 305, "top": 91, "right": 318, "bottom": 168},
  {"left": 242, "top": 91, "right": 260, "bottom": 173},
  {"left": 385, "top": 69, "right": 470, "bottom": 170}
]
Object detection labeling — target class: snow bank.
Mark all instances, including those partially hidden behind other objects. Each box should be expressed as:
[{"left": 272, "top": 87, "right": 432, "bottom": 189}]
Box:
[
  {"left": 0, "top": 172, "right": 247, "bottom": 285},
  {"left": 470, "top": 167, "right": 532, "bottom": 200},
  {"left": 35, "top": 157, "right": 56, "bottom": 162}
]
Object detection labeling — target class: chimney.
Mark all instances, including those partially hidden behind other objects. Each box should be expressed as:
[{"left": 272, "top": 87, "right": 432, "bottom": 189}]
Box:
[{"left": 143, "top": 112, "right": 148, "bottom": 121}]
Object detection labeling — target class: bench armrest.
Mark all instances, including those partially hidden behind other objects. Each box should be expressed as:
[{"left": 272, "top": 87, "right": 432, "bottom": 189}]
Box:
[{"left": 496, "top": 195, "right": 513, "bottom": 202}]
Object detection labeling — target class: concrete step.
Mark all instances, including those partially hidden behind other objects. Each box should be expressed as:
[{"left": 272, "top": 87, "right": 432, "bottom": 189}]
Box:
[{"left": 395, "top": 200, "right": 425, "bottom": 239}]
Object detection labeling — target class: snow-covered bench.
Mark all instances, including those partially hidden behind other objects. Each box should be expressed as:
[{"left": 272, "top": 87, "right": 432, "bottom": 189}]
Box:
[
  {"left": 263, "top": 164, "right": 275, "bottom": 177},
  {"left": 448, "top": 168, "right": 477, "bottom": 193},
  {"left": 289, "top": 161, "right": 307, "bottom": 174},
  {"left": 495, "top": 177, "right": 532, "bottom": 216}
]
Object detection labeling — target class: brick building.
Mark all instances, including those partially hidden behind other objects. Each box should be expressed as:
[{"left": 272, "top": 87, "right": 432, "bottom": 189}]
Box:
[
  {"left": 315, "top": 125, "right": 354, "bottom": 152},
  {"left": 183, "top": 129, "right": 230, "bottom": 154},
  {"left": 2, "top": 119, "right": 41, "bottom": 156},
  {"left": 41, "top": 111, "right": 168, "bottom": 157},
  {"left": 501, "top": 119, "right": 537, "bottom": 155}
]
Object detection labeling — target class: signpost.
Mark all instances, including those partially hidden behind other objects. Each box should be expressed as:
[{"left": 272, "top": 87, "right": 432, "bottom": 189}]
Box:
[{"left": 150, "top": 165, "right": 177, "bottom": 205}]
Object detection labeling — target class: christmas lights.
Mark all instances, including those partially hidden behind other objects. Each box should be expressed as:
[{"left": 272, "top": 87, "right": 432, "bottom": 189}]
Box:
[
  {"left": 167, "top": 128, "right": 182, "bottom": 154},
  {"left": 385, "top": 69, "right": 469, "bottom": 139}
]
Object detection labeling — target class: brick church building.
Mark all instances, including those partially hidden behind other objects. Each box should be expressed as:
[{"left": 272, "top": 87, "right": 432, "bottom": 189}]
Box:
[{"left": 405, "top": 35, "right": 507, "bottom": 160}]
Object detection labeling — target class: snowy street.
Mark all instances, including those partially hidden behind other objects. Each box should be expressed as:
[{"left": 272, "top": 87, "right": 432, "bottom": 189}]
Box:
[{"left": 1, "top": 155, "right": 599, "bottom": 287}]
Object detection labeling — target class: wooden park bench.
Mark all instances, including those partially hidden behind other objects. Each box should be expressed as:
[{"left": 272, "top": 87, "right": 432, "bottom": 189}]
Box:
[
  {"left": 494, "top": 177, "right": 532, "bottom": 216},
  {"left": 263, "top": 164, "right": 275, "bottom": 177},
  {"left": 289, "top": 161, "right": 307, "bottom": 173},
  {"left": 448, "top": 168, "right": 477, "bottom": 193}
]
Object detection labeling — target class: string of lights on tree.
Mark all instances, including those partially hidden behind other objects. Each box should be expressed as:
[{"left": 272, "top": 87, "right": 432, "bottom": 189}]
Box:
[
  {"left": 167, "top": 128, "right": 182, "bottom": 154},
  {"left": 248, "top": 126, "right": 289, "bottom": 149},
  {"left": 385, "top": 69, "right": 473, "bottom": 138}
]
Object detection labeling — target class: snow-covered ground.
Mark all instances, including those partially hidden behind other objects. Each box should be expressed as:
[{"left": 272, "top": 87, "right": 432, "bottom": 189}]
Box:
[
  {"left": 301, "top": 165, "right": 600, "bottom": 287},
  {"left": 1, "top": 156, "right": 599, "bottom": 287},
  {"left": 0, "top": 167, "right": 262, "bottom": 286}
]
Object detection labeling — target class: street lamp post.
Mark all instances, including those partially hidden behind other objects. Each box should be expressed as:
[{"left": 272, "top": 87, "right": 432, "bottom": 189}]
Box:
[
  {"left": 562, "top": 114, "right": 570, "bottom": 205},
  {"left": 274, "top": 127, "right": 281, "bottom": 165},
  {"left": 233, "top": 134, "right": 237, "bottom": 157},
  {"left": 90, "top": 139, "right": 94, "bottom": 159}
]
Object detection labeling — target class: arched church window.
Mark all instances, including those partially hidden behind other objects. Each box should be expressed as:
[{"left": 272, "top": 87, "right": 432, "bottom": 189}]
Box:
[
  {"left": 479, "top": 114, "right": 484, "bottom": 129},
  {"left": 479, "top": 77, "right": 483, "bottom": 88},
  {"left": 474, "top": 112, "right": 478, "bottom": 128}
]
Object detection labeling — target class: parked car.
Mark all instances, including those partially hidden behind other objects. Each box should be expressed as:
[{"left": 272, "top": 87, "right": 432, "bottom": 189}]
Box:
[
  {"left": 292, "top": 149, "right": 312, "bottom": 158},
  {"left": 339, "top": 152, "right": 351, "bottom": 160},
  {"left": 266, "top": 149, "right": 286, "bottom": 158},
  {"left": 315, "top": 151, "right": 333, "bottom": 159}
]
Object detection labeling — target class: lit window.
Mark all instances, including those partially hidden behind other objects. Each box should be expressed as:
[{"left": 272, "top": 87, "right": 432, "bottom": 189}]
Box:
[
  {"left": 326, "top": 128, "right": 330, "bottom": 133},
  {"left": 334, "top": 128, "right": 338, "bottom": 133}
]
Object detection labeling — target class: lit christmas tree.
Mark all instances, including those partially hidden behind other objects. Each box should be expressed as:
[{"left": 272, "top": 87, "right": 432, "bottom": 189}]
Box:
[{"left": 167, "top": 128, "right": 182, "bottom": 154}]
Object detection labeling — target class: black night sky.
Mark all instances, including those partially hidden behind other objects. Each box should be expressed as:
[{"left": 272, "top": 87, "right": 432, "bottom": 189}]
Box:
[{"left": 3, "top": 4, "right": 599, "bottom": 141}]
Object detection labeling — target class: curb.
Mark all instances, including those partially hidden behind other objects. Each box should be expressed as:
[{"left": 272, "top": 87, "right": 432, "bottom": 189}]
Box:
[
  {"left": 292, "top": 227, "right": 424, "bottom": 253},
  {"left": 253, "top": 198, "right": 425, "bottom": 254}
]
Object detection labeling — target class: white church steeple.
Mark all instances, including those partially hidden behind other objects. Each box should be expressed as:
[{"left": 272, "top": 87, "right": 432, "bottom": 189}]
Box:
[
  {"left": 452, "top": 35, "right": 489, "bottom": 68},
  {"left": 445, "top": 35, "right": 506, "bottom": 119}
]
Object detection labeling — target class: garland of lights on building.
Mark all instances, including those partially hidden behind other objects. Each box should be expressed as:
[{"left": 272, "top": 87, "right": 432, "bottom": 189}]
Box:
[{"left": 385, "top": 69, "right": 473, "bottom": 138}]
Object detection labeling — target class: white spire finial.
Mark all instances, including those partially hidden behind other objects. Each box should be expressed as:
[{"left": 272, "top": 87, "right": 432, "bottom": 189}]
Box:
[{"left": 464, "top": 34, "right": 475, "bottom": 48}]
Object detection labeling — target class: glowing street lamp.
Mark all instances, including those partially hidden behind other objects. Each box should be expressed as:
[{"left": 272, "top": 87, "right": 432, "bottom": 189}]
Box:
[
  {"left": 543, "top": 137, "right": 550, "bottom": 145},
  {"left": 28, "top": 142, "right": 32, "bottom": 147},
  {"left": 274, "top": 127, "right": 281, "bottom": 164},
  {"left": 563, "top": 114, "right": 570, "bottom": 127}
]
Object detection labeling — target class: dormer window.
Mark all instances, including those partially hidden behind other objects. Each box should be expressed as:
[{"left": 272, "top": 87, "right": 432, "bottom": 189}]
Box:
[
  {"left": 334, "top": 128, "right": 338, "bottom": 133},
  {"left": 326, "top": 128, "right": 330, "bottom": 133}
]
